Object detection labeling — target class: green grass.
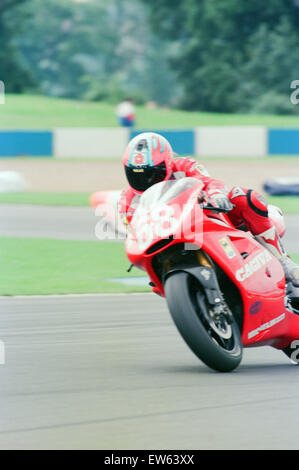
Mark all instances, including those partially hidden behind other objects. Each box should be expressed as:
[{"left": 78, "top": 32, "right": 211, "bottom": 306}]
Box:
[
  {"left": 0, "top": 192, "right": 91, "bottom": 206},
  {"left": 267, "top": 196, "right": 299, "bottom": 214},
  {"left": 0, "top": 191, "right": 298, "bottom": 214},
  {"left": 1, "top": 94, "right": 299, "bottom": 128},
  {"left": 0, "top": 237, "right": 150, "bottom": 296},
  {"left": 0, "top": 236, "right": 298, "bottom": 296}
]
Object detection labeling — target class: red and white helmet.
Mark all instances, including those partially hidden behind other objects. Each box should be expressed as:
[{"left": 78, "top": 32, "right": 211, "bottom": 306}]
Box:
[{"left": 122, "top": 132, "right": 174, "bottom": 193}]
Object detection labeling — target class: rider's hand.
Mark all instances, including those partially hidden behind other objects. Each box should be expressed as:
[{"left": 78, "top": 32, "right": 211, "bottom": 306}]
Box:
[{"left": 209, "top": 193, "right": 234, "bottom": 212}]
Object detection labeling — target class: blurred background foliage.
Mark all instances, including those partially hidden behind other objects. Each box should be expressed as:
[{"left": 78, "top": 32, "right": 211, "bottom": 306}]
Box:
[{"left": 1, "top": 0, "right": 299, "bottom": 113}]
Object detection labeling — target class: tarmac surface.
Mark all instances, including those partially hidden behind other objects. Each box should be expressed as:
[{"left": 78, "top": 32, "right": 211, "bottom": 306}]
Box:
[
  {"left": 0, "top": 293, "right": 299, "bottom": 450},
  {"left": 0, "top": 204, "right": 299, "bottom": 449},
  {"left": 0, "top": 204, "right": 297, "bottom": 252}
]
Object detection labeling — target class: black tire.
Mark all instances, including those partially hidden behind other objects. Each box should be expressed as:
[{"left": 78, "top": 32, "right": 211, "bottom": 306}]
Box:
[{"left": 164, "top": 271, "right": 243, "bottom": 372}]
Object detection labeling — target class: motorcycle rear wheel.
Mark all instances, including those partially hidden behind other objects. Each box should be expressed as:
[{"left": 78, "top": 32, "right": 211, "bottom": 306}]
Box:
[{"left": 164, "top": 271, "right": 243, "bottom": 372}]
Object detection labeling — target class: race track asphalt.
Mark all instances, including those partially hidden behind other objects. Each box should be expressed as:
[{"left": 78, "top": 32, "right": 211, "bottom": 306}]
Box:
[
  {"left": 1, "top": 204, "right": 299, "bottom": 449},
  {"left": 0, "top": 204, "right": 99, "bottom": 241},
  {"left": 0, "top": 293, "right": 299, "bottom": 450},
  {"left": 0, "top": 204, "right": 298, "bottom": 252}
]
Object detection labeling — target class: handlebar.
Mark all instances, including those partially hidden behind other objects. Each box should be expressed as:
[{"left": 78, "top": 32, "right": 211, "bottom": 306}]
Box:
[{"left": 201, "top": 203, "right": 234, "bottom": 214}]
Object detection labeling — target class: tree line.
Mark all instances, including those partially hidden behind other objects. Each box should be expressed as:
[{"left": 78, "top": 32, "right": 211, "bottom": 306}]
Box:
[{"left": 1, "top": 0, "right": 299, "bottom": 114}]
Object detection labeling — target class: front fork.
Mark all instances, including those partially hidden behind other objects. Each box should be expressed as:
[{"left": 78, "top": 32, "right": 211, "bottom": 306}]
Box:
[{"left": 164, "top": 264, "right": 233, "bottom": 324}]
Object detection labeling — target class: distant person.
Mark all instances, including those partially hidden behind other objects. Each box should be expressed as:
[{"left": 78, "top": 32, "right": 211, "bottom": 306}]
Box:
[{"left": 115, "top": 98, "right": 136, "bottom": 127}]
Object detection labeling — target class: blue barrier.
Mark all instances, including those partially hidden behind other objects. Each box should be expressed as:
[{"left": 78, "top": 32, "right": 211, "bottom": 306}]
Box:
[
  {"left": 268, "top": 129, "right": 299, "bottom": 155},
  {"left": 0, "top": 131, "right": 53, "bottom": 157},
  {"left": 130, "top": 129, "right": 195, "bottom": 155},
  {"left": 1, "top": 128, "right": 299, "bottom": 157}
]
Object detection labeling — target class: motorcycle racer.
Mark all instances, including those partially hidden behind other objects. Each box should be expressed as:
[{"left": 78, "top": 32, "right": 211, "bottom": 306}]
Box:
[{"left": 119, "top": 132, "right": 299, "bottom": 287}]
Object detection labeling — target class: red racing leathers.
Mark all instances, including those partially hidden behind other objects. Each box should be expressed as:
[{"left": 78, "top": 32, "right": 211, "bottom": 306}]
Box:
[
  {"left": 119, "top": 156, "right": 299, "bottom": 288},
  {"left": 119, "top": 155, "right": 299, "bottom": 288},
  {"left": 119, "top": 157, "right": 223, "bottom": 221},
  {"left": 119, "top": 156, "right": 286, "bottom": 260}
]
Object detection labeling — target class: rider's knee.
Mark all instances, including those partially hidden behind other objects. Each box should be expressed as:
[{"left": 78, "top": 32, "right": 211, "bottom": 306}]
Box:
[
  {"left": 246, "top": 189, "right": 269, "bottom": 218},
  {"left": 229, "top": 186, "right": 269, "bottom": 217}
]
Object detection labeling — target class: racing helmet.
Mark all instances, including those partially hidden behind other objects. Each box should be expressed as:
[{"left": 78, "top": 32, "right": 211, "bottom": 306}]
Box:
[{"left": 122, "top": 132, "right": 174, "bottom": 194}]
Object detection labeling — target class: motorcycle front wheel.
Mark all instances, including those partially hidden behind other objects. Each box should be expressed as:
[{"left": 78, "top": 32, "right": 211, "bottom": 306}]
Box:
[{"left": 164, "top": 271, "right": 243, "bottom": 372}]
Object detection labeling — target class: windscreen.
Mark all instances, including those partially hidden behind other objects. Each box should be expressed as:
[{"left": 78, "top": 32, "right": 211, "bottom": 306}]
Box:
[
  {"left": 129, "top": 177, "right": 204, "bottom": 252},
  {"left": 137, "top": 177, "right": 203, "bottom": 211}
]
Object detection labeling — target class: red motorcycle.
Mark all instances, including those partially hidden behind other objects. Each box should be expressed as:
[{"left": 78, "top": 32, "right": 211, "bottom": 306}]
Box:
[{"left": 125, "top": 177, "right": 299, "bottom": 372}]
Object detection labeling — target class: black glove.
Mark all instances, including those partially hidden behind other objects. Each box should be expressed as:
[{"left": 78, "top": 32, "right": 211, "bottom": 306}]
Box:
[{"left": 210, "top": 193, "right": 235, "bottom": 212}]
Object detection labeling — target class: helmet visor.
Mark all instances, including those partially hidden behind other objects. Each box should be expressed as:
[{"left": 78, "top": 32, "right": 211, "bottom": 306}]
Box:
[{"left": 125, "top": 162, "right": 167, "bottom": 192}]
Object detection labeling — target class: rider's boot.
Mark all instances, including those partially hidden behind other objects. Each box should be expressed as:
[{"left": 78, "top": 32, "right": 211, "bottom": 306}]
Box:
[{"left": 255, "top": 227, "right": 299, "bottom": 287}]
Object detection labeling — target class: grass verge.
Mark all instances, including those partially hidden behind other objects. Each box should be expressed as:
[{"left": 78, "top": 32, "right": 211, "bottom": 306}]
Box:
[
  {"left": 267, "top": 196, "right": 299, "bottom": 215},
  {"left": 1, "top": 94, "right": 299, "bottom": 128},
  {"left": 0, "top": 237, "right": 298, "bottom": 296},
  {"left": 0, "top": 192, "right": 91, "bottom": 207},
  {"left": 0, "top": 237, "right": 150, "bottom": 296}
]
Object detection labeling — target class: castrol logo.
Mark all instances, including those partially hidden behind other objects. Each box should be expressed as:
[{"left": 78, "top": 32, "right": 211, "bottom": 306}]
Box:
[{"left": 236, "top": 250, "right": 272, "bottom": 282}]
